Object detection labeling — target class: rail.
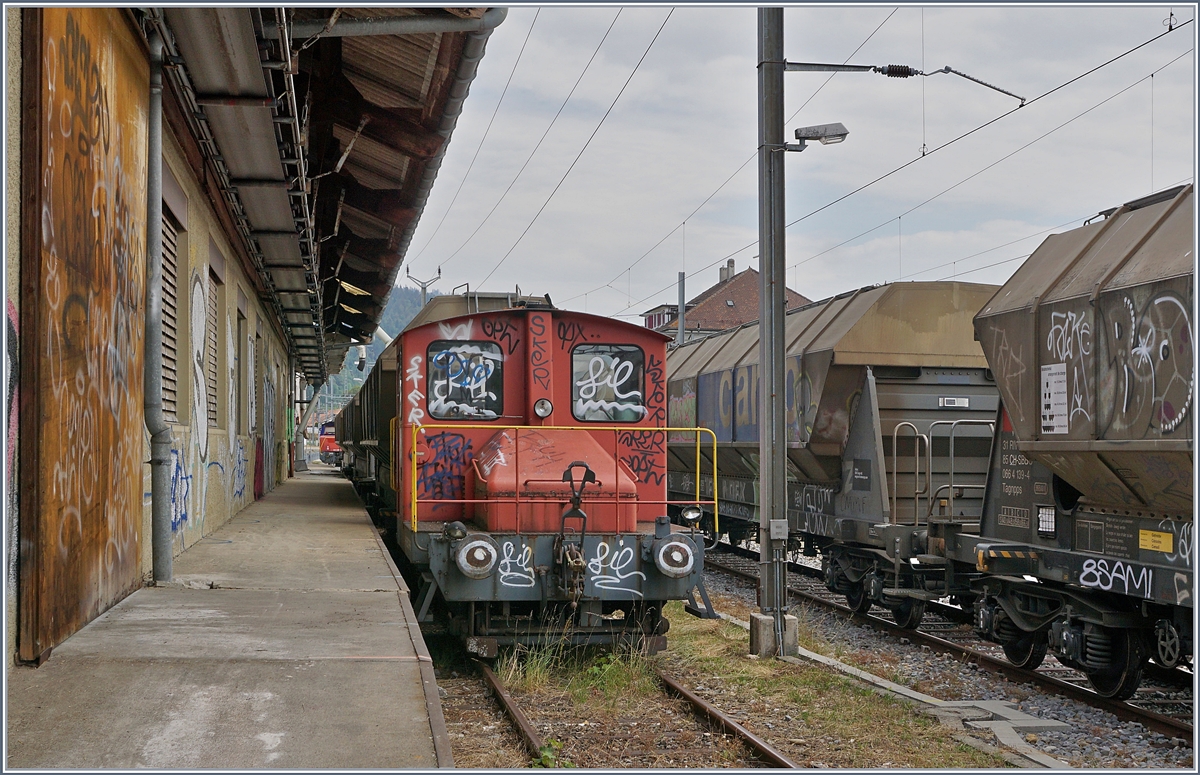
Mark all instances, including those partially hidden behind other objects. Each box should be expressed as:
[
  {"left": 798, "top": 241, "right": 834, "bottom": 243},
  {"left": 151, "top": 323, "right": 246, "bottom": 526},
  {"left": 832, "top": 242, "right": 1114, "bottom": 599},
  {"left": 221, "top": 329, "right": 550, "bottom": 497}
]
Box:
[
  {"left": 707, "top": 547, "right": 1194, "bottom": 743},
  {"left": 406, "top": 424, "right": 719, "bottom": 533}
]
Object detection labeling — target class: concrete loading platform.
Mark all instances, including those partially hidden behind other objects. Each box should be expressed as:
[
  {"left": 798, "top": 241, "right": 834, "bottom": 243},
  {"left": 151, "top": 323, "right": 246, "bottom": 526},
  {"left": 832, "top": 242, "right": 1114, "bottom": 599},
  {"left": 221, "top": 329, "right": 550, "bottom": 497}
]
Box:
[{"left": 6, "top": 467, "right": 451, "bottom": 769}]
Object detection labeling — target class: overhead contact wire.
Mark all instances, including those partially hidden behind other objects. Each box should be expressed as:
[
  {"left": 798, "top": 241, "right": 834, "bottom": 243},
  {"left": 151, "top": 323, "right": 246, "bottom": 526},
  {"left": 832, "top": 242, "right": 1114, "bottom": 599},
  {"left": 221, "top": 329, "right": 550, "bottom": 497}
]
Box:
[
  {"left": 408, "top": 10, "right": 541, "bottom": 264},
  {"left": 563, "top": 7, "right": 899, "bottom": 305},
  {"left": 783, "top": 18, "right": 1193, "bottom": 233},
  {"left": 432, "top": 9, "right": 623, "bottom": 272},
  {"left": 479, "top": 9, "right": 676, "bottom": 287}
]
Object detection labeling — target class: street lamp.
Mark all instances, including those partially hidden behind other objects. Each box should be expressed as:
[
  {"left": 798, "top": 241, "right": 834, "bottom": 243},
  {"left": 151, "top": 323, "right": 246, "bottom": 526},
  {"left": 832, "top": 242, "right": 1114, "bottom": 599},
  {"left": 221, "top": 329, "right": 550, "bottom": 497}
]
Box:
[{"left": 789, "top": 122, "right": 849, "bottom": 151}]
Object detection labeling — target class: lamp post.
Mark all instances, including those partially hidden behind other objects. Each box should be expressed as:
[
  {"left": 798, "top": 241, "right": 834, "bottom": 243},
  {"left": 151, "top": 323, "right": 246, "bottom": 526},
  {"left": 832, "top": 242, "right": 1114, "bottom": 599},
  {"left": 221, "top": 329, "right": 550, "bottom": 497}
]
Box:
[{"left": 755, "top": 9, "right": 853, "bottom": 658}]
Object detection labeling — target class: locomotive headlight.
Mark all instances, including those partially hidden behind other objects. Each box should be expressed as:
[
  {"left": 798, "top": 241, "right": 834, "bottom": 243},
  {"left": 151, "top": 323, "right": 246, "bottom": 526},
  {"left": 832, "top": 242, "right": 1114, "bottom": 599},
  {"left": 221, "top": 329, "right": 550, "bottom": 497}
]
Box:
[
  {"left": 533, "top": 398, "right": 553, "bottom": 418},
  {"left": 455, "top": 536, "right": 499, "bottom": 579},
  {"left": 654, "top": 537, "right": 696, "bottom": 579},
  {"left": 680, "top": 506, "right": 703, "bottom": 526}
]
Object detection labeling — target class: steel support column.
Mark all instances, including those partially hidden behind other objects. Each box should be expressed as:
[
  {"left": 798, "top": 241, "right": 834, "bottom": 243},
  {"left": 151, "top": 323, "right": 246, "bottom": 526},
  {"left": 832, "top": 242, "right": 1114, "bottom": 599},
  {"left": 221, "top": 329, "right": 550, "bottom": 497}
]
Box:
[{"left": 756, "top": 7, "right": 787, "bottom": 645}]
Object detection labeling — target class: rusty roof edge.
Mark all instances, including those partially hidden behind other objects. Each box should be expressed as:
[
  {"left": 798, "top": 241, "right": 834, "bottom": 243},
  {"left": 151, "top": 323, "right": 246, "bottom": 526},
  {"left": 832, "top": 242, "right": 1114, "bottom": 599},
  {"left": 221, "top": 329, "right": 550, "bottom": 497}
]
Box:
[{"left": 371, "top": 10, "right": 506, "bottom": 334}]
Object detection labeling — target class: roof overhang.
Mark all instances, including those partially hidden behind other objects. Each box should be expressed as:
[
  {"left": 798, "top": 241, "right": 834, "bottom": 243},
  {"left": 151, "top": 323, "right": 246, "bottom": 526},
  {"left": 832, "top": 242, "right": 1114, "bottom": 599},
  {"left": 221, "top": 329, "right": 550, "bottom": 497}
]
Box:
[{"left": 147, "top": 7, "right": 505, "bottom": 384}]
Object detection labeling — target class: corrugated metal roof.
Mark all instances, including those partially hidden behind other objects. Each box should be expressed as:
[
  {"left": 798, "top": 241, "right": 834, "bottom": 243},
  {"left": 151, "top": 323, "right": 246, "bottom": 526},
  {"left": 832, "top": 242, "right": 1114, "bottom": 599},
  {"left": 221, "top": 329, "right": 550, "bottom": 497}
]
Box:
[{"left": 156, "top": 7, "right": 502, "bottom": 382}]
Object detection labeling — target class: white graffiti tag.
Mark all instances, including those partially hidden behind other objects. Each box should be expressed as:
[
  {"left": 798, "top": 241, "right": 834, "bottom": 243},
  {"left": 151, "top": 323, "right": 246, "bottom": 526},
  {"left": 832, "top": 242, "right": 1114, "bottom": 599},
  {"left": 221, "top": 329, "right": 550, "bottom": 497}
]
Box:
[
  {"left": 587, "top": 540, "right": 646, "bottom": 596},
  {"left": 574, "top": 356, "right": 646, "bottom": 419},
  {"left": 1079, "top": 558, "right": 1153, "bottom": 599},
  {"left": 498, "top": 541, "right": 535, "bottom": 588},
  {"left": 406, "top": 355, "right": 425, "bottom": 424},
  {"left": 438, "top": 319, "right": 473, "bottom": 340}
]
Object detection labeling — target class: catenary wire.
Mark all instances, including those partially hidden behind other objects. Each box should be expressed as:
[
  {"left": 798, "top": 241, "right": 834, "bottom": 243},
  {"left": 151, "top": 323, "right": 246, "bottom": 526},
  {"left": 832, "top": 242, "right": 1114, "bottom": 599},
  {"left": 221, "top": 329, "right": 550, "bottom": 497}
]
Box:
[
  {"left": 788, "top": 45, "right": 1194, "bottom": 273},
  {"left": 422, "top": 9, "right": 623, "bottom": 273},
  {"left": 478, "top": 8, "right": 675, "bottom": 287},
  {"left": 562, "top": 7, "right": 900, "bottom": 304},
  {"left": 407, "top": 10, "right": 540, "bottom": 264},
  {"left": 782, "top": 18, "right": 1193, "bottom": 233},
  {"left": 604, "top": 45, "right": 1194, "bottom": 319}
]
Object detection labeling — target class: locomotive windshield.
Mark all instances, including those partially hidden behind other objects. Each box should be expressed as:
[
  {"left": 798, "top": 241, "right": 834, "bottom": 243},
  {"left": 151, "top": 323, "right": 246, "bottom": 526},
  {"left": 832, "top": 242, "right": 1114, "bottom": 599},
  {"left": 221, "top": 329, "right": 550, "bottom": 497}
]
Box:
[
  {"left": 427, "top": 341, "right": 504, "bottom": 420},
  {"left": 572, "top": 344, "right": 646, "bottom": 422}
]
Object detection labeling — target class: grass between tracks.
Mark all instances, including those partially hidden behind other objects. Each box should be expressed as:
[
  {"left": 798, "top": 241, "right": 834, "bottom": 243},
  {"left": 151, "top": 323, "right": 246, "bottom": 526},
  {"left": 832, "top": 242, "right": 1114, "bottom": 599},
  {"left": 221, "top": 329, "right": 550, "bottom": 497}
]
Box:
[{"left": 486, "top": 598, "right": 1008, "bottom": 768}]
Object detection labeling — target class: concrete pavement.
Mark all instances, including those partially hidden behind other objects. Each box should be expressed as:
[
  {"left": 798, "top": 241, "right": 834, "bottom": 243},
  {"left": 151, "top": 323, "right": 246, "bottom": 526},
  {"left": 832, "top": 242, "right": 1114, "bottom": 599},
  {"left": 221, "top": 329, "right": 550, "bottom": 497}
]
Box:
[{"left": 6, "top": 467, "right": 451, "bottom": 769}]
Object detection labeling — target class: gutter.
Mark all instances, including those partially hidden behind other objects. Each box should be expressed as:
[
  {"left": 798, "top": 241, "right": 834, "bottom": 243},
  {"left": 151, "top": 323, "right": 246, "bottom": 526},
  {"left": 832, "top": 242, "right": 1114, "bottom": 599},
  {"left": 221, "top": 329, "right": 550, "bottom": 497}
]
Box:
[
  {"left": 145, "top": 31, "right": 173, "bottom": 581},
  {"left": 261, "top": 8, "right": 507, "bottom": 39},
  {"left": 383, "top": 9, "right": 505, "bottom": 292}
]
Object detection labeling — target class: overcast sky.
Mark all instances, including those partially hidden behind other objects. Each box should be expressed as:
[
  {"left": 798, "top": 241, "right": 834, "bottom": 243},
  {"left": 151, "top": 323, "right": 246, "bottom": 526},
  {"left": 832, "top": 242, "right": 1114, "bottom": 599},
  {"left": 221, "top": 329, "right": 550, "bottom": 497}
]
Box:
[{"left": 400, "top": 4, "right": 1197, "bottom": 321}]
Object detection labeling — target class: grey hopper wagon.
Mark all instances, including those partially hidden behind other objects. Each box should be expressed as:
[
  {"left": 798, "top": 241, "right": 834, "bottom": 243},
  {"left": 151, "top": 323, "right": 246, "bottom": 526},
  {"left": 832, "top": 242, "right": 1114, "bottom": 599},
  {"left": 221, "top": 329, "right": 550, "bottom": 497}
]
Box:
[
  {"left": 963, "top": 184, "right": 1194, "bottom": 699},
  {"left": 665, "top": 281, "right": 1001, "bottom": 628}
]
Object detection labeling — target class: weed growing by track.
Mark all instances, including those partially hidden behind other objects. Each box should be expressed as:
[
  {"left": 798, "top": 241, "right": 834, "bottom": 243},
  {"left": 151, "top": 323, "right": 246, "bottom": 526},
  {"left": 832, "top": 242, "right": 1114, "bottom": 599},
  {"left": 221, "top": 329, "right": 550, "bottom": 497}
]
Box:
[{"left": 659, "top": 600, "right": 1009, "bottom": 768}]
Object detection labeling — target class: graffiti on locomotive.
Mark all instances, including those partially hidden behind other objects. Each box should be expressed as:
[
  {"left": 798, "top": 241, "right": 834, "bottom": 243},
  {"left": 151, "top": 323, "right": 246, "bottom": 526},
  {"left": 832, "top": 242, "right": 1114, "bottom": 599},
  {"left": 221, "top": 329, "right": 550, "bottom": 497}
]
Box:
[
  {"left": 572, "top": 344, "right": 646, "bottom": 421},
  {"left": 427, "top": 340, "right": 503, "bottom": 420}
]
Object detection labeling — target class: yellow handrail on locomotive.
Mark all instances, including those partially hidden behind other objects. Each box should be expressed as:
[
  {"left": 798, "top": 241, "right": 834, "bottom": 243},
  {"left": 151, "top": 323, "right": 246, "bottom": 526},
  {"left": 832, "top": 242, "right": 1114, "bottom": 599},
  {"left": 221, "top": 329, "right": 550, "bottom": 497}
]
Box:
[{"left": 406, "top": 424, "right": 718, "bottom": 534}]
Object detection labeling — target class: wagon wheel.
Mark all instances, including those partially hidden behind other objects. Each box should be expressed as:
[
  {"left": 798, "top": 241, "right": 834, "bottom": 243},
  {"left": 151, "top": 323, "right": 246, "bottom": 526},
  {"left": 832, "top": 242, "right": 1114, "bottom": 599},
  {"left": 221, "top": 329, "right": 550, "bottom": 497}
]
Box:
[
  {"left": 1086, "top": 628, "right": 1147, "bottom": 701},
  {"left": 1152, "top": 620, "right": 1183, "bottom": 669},
  {"left": 844, "top": 579, "right": 873, "bottom": 614},
  {"left": 889, "top": 598, "right": 925, "bottom": 629},
  {"left": 1002, "top": 632, "right": 1048, "bottom": 670}
]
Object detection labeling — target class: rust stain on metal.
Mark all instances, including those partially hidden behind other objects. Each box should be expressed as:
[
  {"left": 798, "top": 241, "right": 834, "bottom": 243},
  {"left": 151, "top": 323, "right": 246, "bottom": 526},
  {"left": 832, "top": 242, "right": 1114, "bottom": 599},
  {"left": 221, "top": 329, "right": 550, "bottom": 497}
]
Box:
[{"left": 20, "top": 7, "right": 148, "bottom": 661}]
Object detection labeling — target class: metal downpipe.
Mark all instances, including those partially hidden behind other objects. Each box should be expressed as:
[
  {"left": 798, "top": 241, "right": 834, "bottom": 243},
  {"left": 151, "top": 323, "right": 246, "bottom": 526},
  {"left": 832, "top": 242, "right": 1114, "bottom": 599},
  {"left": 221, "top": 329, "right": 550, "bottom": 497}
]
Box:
[
  {"left": 293, "top": 381, "right": 323, "bottom": 471},
  {"left": 145, "top": 31, "right": 173, "bottom": 582}
]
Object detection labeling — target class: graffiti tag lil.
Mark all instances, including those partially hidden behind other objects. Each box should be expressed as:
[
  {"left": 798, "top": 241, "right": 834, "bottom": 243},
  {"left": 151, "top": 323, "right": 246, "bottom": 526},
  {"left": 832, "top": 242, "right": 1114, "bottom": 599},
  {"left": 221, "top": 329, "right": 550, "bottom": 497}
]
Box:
[
  {"left": 498, "top": 541, "right": 535, "bottom": 587},
  {"left": 587, "top": 539, "right": 645, "bottom": 596},
  {"left": 575, "top": 357, "right": 645, "bottom": 418},
  {"left": 406, "top": 355, "right": 425, "bottom": 423}
]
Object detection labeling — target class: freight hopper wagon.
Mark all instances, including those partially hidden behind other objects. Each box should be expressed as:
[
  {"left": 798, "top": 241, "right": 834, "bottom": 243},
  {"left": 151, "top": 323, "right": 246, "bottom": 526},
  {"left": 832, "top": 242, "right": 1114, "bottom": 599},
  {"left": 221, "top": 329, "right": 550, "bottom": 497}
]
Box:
[
  {"left": 960, "top": 185, "right": 1194, "bottom": 699},
  {"left": 335, "top": 343, "right": 398, "bottom": 517},
  {"left": 666, "top": 282, "right": 1001, "bottom": 628},
  {"left": 339, "top": 294, "right": 712, "bottom": 656}
]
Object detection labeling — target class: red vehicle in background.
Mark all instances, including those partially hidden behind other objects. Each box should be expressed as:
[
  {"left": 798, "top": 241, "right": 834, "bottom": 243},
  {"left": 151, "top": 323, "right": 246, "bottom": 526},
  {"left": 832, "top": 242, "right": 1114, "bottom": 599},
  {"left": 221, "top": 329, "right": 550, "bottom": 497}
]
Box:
[{"left": 318, "top": 421, "right": 342, "bottom": 466}]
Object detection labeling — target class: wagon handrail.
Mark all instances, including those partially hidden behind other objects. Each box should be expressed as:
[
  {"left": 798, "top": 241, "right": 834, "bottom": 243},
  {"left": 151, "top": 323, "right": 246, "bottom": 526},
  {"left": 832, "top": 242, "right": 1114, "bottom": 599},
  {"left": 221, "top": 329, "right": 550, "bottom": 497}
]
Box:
[
  {"left": 890, "top": 422, "right": 929, "bottom": 527},
  {"left": 927, "top": 419, "right": 995, "bottom": 520},
  {"left": 406, "top": 423, "right": 719, "bottom": 534}
]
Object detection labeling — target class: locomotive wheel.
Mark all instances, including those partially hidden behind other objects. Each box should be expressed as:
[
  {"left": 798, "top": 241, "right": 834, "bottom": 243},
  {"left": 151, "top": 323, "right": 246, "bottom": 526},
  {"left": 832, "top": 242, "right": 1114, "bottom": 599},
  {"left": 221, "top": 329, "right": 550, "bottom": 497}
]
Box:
[
  {"left": 1002, "top": 633, "right": 1048, "bottom": 670},
  {"left": 844, "top": 580, "right": 873, "bottom": 614},
  {"left": 889, "top": 599, "right": 925, "bottom": 629},
  {"left": 1085, "top": 628, "right": 1147, "bottom": 701}
]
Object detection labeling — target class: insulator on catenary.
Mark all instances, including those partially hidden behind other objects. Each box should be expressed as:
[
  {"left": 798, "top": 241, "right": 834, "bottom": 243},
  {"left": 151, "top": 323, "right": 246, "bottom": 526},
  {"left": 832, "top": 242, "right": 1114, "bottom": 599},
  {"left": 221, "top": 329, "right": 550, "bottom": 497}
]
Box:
[{"left": 877, "top": 64, "right": 917, "bottom": 78}]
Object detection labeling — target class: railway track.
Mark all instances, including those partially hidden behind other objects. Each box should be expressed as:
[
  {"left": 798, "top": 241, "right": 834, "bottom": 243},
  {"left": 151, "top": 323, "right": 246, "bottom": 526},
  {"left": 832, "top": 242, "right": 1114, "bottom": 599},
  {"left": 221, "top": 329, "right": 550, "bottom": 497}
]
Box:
[
  {"left": 478, "top": 660, "right": 798, "bottom": 768},
  {"left": 706, "top": 544, "right": 1194, "bottom": 743}
]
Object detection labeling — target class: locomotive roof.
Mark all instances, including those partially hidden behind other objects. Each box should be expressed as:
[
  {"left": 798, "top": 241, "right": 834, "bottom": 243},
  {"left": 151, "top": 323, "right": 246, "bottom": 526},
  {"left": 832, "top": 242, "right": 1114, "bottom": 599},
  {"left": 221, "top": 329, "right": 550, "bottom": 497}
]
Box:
[
  {"left": 402, "top": 293, "right": 673, "bottom": 340},
  {"left": 667, "top": 281, "right": 998, "bottom": 378},
  {"left": 978, "top": 184, "right": 1194, "bottom": 319}
]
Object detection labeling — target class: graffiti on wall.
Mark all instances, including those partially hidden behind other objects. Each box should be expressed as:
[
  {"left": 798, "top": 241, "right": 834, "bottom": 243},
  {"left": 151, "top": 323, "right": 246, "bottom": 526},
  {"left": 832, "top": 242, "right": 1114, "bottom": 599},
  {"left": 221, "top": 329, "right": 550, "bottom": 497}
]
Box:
[
  {"left": 189, "top": 271, "right": 209, "bottom": 458},
  {"left": 232, "top": 438, "right": 247, "bottom": 500},
  {"left": 31, "top": 9, "right": 148, "bottom": 642}
]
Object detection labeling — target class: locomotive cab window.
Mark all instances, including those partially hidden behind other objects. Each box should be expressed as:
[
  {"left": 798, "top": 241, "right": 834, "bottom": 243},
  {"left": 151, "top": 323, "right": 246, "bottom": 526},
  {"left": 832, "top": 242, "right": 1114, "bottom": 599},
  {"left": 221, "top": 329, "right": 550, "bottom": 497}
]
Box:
[
  {"left": 572, "top": 344, "right": 646, "bottom": 422},
  {"left": 427, "top": 341, "right": 504, "bottom": 420}
]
